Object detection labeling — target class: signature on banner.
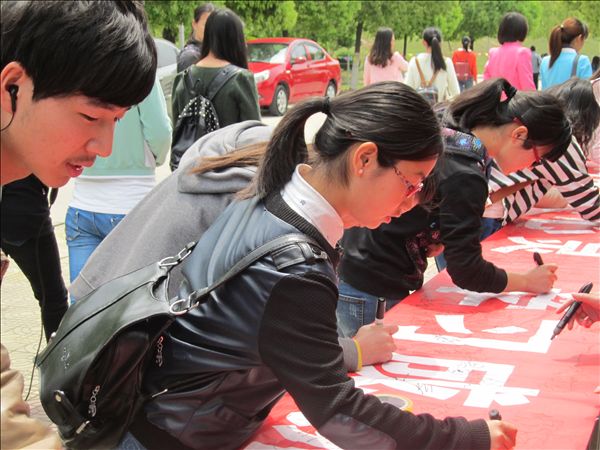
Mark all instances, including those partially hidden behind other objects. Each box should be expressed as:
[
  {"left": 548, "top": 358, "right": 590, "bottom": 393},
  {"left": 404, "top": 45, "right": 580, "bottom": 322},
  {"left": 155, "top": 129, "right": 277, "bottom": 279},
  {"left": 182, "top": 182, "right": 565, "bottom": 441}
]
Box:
[{"left": 491, "top": 236, "right": 600, "bottom": 257}]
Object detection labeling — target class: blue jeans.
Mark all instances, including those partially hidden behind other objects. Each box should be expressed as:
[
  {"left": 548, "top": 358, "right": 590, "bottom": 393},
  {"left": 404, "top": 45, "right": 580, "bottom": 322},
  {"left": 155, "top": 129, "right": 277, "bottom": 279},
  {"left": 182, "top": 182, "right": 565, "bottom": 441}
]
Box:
[
  {"left": 65, "top": 207, "right": 125, "bottom": 289},
  {"left": 434, "top": 218, "right": 503, "bottom": 272},
  {"left": 458, "top": 78, "right": 474, "bottom": 92},
  {"left": 336, "top": 279, "right": 404, "bottom": 338}
]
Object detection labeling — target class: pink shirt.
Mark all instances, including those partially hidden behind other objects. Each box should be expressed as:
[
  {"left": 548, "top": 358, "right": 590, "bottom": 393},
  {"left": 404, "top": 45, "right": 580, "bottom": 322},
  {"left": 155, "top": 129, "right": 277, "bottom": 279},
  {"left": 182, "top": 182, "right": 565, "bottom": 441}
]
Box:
[
  {"left": 483, "top": 42, "right": 535, "bottom": 90},
  {"left": 363, "top": 52, "right": 408, "bottom": 85}
]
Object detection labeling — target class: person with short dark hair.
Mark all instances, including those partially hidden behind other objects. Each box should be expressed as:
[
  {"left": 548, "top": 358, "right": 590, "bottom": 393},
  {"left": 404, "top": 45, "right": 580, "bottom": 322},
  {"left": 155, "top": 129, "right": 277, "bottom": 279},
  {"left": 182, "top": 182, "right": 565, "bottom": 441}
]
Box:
[
  {"left": 363, "top": 27, "right": 408, "bottom": 85},
  {"left": 177, "top": 3, "right": 215, "bottom": 72},
  {"left": 530, "top": 45, "right": 542, "bottom": 88},
  {"left": 592, "top": 56, "right": 600, "bottom": 73},
  {"left": 0, "top": 1, "right": 156, "bottom": 448},
  {"left": 540, "top": 17, "right": 592, "bottom": 89},
  {"left": 484, "top": 12, "right": 536, "bottom": 90}
]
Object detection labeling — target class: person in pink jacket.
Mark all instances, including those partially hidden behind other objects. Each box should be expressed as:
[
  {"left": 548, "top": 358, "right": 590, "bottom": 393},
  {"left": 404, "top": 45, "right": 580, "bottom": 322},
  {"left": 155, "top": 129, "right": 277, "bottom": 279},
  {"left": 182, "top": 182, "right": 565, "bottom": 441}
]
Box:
[
  {"left": 363, "top": 27, "right": 408, "bottom": 85},
  {"left": 484, "top": 12, "right": 536, "bottom": 90}
]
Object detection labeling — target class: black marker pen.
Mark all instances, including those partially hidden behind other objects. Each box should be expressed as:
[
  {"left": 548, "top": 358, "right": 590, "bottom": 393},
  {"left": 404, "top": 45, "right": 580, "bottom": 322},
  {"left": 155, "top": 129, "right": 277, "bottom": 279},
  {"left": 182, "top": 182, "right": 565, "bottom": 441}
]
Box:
[
  {"left": 533, "top": 252, "right": 544, "bottom": 266},
  {"left": 551, "top": 282, "right": 594, "bottom": 340},
  {"left": 376, "top": 297, "right": 386, "bottom": 326}
]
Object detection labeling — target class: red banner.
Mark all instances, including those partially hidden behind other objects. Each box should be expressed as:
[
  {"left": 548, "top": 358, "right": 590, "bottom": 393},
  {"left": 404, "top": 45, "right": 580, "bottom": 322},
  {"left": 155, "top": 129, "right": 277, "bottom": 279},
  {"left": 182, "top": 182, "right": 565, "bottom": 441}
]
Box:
[{"left": 245, "top": 206, "right": 600, "bottom": 450}]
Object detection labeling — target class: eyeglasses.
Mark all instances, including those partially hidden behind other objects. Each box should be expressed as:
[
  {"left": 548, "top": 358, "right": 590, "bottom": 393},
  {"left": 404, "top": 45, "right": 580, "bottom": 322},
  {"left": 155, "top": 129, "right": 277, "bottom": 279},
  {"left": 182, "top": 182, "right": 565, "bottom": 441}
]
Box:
[{"left": 392, "top": 166, "right": 424, "bottom": 198}]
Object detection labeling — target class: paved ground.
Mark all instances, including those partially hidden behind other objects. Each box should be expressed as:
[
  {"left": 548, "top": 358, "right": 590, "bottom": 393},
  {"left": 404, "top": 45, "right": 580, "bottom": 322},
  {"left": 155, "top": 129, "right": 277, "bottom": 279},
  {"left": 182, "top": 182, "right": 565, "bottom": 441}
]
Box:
[{"left": 0, "top": 111, "right": 439, "bottom": 427}]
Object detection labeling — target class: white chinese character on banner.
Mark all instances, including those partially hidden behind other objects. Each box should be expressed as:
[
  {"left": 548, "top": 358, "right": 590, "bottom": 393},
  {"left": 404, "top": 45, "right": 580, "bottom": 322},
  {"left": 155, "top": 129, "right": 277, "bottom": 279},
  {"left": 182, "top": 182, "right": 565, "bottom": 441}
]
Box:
[{"left": 491, "top": 236, "right": 600, "bottom": 257}]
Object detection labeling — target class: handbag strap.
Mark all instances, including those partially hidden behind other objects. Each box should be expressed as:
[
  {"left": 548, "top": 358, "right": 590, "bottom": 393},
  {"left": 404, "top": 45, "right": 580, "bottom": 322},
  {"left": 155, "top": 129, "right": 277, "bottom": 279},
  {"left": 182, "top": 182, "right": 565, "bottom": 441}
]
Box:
[
  {"left": 415, "top": 58, "right": 437, "bottom": 87},
  {"left": 171, "top": 233, "right": 324, "bottom": 313},
  {"left": 570, "top": 54, "right": 580, "bottom": 77}
]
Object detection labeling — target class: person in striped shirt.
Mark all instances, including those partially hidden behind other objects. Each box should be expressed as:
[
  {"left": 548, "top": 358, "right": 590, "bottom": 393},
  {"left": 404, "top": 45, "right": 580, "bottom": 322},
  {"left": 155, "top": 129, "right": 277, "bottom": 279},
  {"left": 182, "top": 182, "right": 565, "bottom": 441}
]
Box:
[{"left": 485, "top": 77, "right": 600, "bottom": 232}]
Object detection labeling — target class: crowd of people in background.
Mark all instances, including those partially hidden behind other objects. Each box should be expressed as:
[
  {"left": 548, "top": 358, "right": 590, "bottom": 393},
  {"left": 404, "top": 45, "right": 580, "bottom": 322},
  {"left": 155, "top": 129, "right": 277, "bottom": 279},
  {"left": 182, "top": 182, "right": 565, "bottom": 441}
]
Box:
[{"left": 1, "top": 2, "right": 599, "bottom": 450}]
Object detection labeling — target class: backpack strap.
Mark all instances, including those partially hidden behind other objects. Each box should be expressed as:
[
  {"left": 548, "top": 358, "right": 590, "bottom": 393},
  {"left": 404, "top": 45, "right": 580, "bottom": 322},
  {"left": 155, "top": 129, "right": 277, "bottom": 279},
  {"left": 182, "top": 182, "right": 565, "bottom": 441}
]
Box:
[
  {"left": 415, "top": 58, "right": 437, "bottom": 87},
  {"left": 570, "top": 54, "right": 581, "bottom": 77},
  {"left": 171, "top": 234, "right": 324, "bottom": 314},
  {"left": 206, "top": 64, "right": 243, "bottom": 101}
]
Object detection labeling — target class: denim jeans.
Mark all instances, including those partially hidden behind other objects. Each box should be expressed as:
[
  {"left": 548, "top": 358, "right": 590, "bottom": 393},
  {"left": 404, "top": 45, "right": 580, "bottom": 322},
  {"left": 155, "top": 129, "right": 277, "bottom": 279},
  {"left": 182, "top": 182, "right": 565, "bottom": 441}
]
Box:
[
  {"left": 336, "top": 279, "right": 404, "bottom": 338},
  {"left": 65, "top": 207, "right": 125, "bottom": 291},
  {"left": 458, "top": 78, "right": 474, "bottom": 92},
  {"left": 434, "top": 218, "right": 503, "bottom": 272}
]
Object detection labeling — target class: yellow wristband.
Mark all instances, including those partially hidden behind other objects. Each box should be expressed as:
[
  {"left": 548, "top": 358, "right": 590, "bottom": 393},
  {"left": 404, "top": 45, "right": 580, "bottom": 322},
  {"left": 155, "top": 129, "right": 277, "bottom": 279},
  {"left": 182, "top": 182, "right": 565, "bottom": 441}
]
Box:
[{"left": 352, "top": 338, "right": 363, "bottom": 372}]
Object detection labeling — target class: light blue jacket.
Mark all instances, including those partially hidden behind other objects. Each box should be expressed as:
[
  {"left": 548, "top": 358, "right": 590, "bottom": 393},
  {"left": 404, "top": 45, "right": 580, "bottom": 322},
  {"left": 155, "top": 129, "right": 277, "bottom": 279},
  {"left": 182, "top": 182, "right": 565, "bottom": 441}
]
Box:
[
  {"left": 540, "top": 48, "right": 592, "bottom": 90},
  {"left": 83, "top": 78, "right": 172, "bottom": 177}
]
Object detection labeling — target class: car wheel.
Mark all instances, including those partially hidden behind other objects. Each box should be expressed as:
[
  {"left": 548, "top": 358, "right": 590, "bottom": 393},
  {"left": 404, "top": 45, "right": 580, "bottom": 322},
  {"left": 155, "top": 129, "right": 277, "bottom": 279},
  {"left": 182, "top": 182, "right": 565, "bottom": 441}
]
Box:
[
  {"left": 325, "top": 81, "right": 336, "bottom": 98},
  {"left": 269, "top": 85, "right": 288, "bottom": 116}
]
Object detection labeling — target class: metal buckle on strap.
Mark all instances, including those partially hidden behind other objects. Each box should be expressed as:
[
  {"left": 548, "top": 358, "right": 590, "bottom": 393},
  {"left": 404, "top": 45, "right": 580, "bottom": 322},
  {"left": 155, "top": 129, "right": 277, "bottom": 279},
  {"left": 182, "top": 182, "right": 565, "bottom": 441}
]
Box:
[
  {"left": 159, "top": 242, "right": 195, "bottom": 268},
  {"left": 168, "top": 288, "right": 208, "bottom": 315}
]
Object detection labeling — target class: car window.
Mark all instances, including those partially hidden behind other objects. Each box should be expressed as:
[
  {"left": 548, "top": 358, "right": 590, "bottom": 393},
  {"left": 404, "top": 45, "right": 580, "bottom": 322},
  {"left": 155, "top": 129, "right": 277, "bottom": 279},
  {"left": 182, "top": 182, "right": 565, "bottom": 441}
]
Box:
[
  {"left": 247, "top": 43, "right": 288, "bottom": 64},
  {"left": 306, "top": 43, "right": 325, "bottom": 61},
  {"left": 154, "top": 39, "right": 178, "bottom": 68},
  {"left": 290, "top": 44, "right": 307, "bottom": 60}
]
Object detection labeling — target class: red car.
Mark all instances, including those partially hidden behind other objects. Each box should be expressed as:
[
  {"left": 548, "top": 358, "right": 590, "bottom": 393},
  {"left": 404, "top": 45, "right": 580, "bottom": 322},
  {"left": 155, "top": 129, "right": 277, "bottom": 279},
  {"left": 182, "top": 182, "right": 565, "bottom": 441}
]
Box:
[{"left": 247, "top": 37, "right": 341, "bottom": 116}]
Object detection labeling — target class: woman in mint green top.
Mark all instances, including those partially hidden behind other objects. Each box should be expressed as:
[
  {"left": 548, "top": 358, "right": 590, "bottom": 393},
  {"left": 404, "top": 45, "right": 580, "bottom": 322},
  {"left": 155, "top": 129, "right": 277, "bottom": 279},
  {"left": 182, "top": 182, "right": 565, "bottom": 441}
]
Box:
[
  {"left": 540, "top": 17, "right": 592, "bottom": 89},
  {"left": 171, "top": 8, "right": 260, "bottom": 138}
]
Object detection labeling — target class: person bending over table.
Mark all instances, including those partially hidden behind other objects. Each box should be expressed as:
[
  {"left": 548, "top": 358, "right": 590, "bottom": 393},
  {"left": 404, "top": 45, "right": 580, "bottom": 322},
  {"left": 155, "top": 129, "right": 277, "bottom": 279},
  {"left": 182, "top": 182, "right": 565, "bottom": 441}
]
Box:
[{"left": 337, "top": 78, "right": 572, "bottom": 338}]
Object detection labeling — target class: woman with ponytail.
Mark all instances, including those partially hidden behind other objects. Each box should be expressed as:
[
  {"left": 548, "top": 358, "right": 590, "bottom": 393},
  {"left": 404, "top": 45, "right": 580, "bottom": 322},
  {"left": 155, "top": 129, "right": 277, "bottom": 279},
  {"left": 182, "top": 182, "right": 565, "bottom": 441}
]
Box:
[
  {"left": 405, "top": 27, "right": 460, "bottom": 102},
  {"left": 337, "top": 79, "right": 571, "bottom": 341},
  {"left": 539, "top": 17, "right": 592, "bottom": 89},
  {"left": 452, "top": 36, "right": 478, "bottom": 91},
  {"left": 484, "top": 12, "right": 536, "bottom": 90},
  {"left": 110, "top": 83, "right": 516, "bottom": 450}
]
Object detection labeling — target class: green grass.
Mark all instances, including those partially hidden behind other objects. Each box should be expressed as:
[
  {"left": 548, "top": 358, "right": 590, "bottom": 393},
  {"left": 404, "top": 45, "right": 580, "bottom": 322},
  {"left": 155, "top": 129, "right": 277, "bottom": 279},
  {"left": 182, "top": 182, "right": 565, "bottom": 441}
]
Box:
[{"left": 338, "top": 35, "right": 600, "bottom": 91}]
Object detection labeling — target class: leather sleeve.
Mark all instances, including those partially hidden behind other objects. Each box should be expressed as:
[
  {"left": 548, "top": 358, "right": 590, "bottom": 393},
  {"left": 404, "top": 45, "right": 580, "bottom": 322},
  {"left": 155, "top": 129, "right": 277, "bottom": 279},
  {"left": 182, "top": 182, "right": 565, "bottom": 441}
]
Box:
[{"left": 258, "top": 273, "right": 491, "bottom": 450}]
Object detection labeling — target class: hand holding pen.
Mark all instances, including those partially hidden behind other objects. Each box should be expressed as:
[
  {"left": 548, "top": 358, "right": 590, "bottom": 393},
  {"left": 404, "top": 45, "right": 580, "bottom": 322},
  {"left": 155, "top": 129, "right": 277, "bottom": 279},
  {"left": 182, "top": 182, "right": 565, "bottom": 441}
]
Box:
[
  {"left": 523, "top": 252, "right": 558, "bottom": 293},
  {"left": 555, "top": 283, "right": 598, "bottom": 334}
]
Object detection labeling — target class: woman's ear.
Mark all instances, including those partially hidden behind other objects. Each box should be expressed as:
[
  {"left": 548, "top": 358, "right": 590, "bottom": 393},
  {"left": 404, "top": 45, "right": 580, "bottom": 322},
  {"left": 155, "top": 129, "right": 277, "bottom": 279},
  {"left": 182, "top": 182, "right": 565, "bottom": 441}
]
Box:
[
  {"left": 350, "top": 142, "right": 378, "bottom": 176},
  {"left": 511, "top": 124, "right": 529, "bottom": 142}
]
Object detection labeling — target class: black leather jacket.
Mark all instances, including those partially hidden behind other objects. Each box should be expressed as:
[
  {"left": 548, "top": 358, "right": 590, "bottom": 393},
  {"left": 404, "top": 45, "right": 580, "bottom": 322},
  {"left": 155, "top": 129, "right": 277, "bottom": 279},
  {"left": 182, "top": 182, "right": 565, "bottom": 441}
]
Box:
[{"left": 134, "top": 193, "right": 490, "bottom": 450}]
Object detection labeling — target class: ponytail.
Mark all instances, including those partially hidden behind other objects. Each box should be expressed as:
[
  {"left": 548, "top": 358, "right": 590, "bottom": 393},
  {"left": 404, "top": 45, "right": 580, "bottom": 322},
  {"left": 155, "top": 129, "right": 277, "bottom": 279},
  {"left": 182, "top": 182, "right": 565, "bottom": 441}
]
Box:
[
  {"left": 255, "top": 82, "right": 443, "bottom": 199},
  {"left": 549, "top": 18, "right": 589, "bottom": 68},
  {"left": 447, "top": 78, "right": 571, "bottom": 162},
  {"left": 462, "top": 36, "right": 470, "bottom": 52},
  {"left": 423, "top": 27, "right": 446, "bottom": 72},
  {"left": 255, "top": 98, "right": 324, "bottom": 198}
]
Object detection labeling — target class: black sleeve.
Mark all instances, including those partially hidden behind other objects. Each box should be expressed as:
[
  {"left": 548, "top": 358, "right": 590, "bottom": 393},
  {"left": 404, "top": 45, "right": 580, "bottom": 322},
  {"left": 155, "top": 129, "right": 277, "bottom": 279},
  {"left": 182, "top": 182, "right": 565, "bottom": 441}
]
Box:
[
  {"left": 258, "top": 273, "right": 491, "bottom": 450},
  {"left": 439, "top": 171, "right": 508, "bottom": 292},
  {"left": 176, "top": 48, "right": 201, "bottom": 73}
]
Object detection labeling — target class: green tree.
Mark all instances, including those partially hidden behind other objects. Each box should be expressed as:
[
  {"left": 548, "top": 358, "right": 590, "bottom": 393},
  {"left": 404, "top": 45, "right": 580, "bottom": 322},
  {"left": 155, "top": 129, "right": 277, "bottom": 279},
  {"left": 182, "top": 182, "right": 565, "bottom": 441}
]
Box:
[
  {"left": 293, "top": 1, "right": 360, "bottom": 49},
  {"left": 225, "top": 1, "right": 298, "bottom": 39}
]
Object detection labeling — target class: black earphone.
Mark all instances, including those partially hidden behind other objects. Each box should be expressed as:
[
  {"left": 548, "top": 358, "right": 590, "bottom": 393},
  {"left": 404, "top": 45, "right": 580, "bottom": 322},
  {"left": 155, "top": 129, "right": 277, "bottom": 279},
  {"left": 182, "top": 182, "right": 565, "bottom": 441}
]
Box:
[
  {"left": 8, "top": 84, "right": 18, "bottom": 113},
  {"left": 1, "top": 85, "right": 18, "bottom": 132}
]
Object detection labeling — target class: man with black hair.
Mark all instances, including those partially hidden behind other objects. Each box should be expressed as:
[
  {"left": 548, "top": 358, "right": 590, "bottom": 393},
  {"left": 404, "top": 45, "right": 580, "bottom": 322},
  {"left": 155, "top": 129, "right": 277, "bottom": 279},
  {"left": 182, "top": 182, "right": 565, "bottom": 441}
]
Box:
[
  {"left": 0, "top": 1, "right": 156, "bottom": 448},
  {"left": 177, "top": 3, "right": 215, "bottom": 72}
]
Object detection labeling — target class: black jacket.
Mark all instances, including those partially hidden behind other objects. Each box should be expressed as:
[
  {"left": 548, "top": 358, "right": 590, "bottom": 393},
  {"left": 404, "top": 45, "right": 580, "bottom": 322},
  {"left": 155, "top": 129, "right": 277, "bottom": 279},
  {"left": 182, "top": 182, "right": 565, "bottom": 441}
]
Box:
[
  {"left": 177, "top": 39, "right": 202, "bottom": 73},
  {"left": 339, "top": 130, "right": 508, "bottom": 298},
  {"left": 135, "top": 192, "right": 490, "bottom": 450}
]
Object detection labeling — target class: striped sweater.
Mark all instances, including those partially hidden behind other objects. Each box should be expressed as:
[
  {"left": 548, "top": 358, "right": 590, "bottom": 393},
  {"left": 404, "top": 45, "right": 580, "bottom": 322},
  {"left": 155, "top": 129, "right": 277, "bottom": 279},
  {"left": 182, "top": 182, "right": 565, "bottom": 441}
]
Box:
[{"left": 488, "top": 138, "right": 600, "bottom": 225}]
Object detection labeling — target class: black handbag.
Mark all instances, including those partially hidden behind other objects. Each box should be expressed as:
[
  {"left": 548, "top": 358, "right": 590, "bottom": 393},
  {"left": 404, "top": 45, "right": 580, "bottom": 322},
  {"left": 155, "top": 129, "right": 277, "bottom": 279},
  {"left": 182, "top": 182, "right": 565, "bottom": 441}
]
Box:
[{"left": 36, "top": 233, "right": 320, "bottom": 449}]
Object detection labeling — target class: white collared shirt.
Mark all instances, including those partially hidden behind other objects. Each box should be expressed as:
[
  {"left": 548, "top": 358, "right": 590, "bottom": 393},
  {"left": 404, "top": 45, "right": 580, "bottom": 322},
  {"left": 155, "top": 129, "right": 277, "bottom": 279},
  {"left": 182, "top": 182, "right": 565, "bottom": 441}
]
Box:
[{"left": 281, "top": 164, "right": 344, "bottom": 248}]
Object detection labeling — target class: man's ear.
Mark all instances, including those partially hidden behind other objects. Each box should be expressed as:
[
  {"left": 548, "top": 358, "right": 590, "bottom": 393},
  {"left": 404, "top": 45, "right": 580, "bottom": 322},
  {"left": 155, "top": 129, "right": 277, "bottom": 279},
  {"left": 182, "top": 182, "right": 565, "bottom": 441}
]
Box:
[
  {"left": 0, "top": 62, "right": 28, "bottom": 115},
  {"left": 350, "top": 141, "right": 378, "bottom": 176}
]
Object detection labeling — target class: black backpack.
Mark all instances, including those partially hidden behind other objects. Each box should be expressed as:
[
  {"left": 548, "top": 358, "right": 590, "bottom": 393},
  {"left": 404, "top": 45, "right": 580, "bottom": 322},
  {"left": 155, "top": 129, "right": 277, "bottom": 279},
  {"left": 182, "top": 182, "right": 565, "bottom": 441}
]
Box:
[
  {"left": 36, "top": 234, "right": 321, "bottom": 449},
  {"left": 169, "top": 64, "right": 242, "bottom": 171}
]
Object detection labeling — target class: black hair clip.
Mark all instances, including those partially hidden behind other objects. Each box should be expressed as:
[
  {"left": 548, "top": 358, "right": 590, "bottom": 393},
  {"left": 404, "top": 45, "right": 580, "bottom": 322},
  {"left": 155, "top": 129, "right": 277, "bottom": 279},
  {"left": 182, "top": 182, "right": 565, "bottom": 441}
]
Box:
[
  {"left": 502, "top": 82, "right": 517, "bottom": 102},
  {"left": 322, "top": 96, "right": 331, "bottom": 116}
]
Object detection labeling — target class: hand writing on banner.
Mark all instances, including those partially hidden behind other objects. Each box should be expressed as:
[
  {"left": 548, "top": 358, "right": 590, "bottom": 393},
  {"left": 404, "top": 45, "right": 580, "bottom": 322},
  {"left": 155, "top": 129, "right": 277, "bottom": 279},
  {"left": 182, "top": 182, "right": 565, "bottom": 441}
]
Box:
[
  {"left": 487, "top": 419, "right": 517, "bottom": 450},
  {"left": 491, "top": 236, "right": 600, "bottom": 257}
]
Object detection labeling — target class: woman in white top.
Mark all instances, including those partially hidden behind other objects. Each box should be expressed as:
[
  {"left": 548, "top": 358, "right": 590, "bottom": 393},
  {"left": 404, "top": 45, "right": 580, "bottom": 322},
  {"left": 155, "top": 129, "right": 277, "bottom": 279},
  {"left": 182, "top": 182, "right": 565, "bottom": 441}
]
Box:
[
  {"left": 363, "top": 27, "right": 408, "bottom": 85},
  {"left": 405, "top": 27, "right": 460, "bottom": 102}
]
